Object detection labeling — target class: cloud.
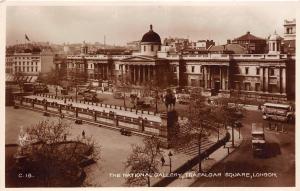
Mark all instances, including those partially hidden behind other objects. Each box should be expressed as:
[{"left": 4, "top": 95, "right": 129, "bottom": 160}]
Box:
[{"left": 6, "top": 3, "right": 296, "bottom": 46}]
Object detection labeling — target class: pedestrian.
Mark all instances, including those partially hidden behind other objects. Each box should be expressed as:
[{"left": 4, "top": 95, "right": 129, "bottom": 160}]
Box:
[
  {"left": 82, "top": 130, "right": 85, "bottom": 139},
  {"left": 161, "top": 156, "right": 165, "bottom": 166}
]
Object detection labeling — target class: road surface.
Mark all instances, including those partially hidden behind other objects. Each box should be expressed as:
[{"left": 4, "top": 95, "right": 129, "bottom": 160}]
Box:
[{"left": 191, "top": 110, "right": 295, "bottom": 187}]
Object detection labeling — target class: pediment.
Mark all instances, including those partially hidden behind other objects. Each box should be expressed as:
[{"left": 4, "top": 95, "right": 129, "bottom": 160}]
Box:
[{"left": 121, "top": 55, "right": 157, "bottom": 62}]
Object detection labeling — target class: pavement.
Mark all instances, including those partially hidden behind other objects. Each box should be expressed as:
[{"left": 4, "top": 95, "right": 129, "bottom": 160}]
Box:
[
  {"left": 191, "top": 110, "right": 295, "bottom": 187},
  {"left": 5, "top": 107, "right": 191, "bottom": 186},
  {"left": 25, "top": 95, "right": 162, "bottom": 123},
  {"left": 166, "top": 127, "right": 243, "bottom": 187}
]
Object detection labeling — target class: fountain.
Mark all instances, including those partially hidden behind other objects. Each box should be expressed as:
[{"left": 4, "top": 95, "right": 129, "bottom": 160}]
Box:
[{"left": 14, "top": 126, "right": 29, "bottom": 165}]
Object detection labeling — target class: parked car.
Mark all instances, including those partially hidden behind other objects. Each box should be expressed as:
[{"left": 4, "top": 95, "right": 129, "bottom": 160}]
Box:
[
  {"left": 83, "top": 94, "right": 99, "bottom": 102},
  {"left": 113, "top": 91, "right": 124, "bottom": 99},
  {"left": 120, "top": 128, "right": 132, "bottom": 136}
]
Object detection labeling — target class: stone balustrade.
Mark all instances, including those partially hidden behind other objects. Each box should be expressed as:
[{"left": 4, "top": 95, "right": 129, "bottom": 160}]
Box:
[{"left": 14, "top": 95, "right": 168, "bottom": 138}]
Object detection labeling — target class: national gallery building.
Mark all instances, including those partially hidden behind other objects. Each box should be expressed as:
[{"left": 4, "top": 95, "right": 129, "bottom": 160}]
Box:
[{"left": 63, "top": 23, "right": 295, "bottom": 103}]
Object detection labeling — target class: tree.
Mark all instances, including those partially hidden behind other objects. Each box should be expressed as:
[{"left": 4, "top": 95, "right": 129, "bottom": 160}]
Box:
[
  {"left": 214, "top": 97, "right": 245, "bottom": 147},
  {"left": 43, "top": 68, "right": 62, "bottom": 86},
  {"left": 170, "top": 95, "right": 216, "bottom": 172},
  {"left": 117, "top": 73, "right": 131, "bottom": 107},
  {"left": 125, "top": 136, "right": 162, "bottom": 187},
  {"left": 13, "top": 119, "right": 101, "bottom": 187}
]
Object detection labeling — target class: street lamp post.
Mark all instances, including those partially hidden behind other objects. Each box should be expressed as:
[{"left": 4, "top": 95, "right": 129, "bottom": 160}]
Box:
[
  {"left": 55, "top": 86, "right": 58, "bottom": 97},
  {"left": 168, "top": 151, "right": 173, "bottom": 174},
  {"left": 155, "top": 90, "right": 158, "bottom": 113},
  {"left": 231, "top": 125, "right": 235, "bottom": 147}
]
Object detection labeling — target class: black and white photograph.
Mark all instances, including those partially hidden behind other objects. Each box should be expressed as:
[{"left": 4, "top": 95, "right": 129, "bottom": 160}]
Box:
[{"left": 3, "top": 0, "right": 298, "bottom": 188}]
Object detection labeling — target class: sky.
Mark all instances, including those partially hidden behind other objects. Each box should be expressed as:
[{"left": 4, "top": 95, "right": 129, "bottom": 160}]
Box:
[{"left": 6, "top": 2, "right": 297, "bottom": 46}]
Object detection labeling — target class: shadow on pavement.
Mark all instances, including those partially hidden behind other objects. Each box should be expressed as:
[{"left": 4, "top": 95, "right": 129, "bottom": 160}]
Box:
[{"left": 261, "top": 142, "right": 281, "bottom": 159}]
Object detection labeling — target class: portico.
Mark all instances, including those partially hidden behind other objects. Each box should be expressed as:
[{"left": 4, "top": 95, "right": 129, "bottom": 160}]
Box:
[
  {"left": 202, "top": 64, "right": 230, "bottom": 92},
  {"left": 120, "top": 56, "right": 169, "bottom": 87}
]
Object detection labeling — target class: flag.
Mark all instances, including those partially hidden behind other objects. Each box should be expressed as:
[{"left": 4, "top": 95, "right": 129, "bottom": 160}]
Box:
[{"left": 25, "top": 34, "right": 30, "bottom": 41}]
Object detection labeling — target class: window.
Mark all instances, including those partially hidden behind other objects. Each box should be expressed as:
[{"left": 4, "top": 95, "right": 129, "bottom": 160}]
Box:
[
  {"left": 144, "top": 46, "right": 146, "bottom": 51},
  {"left": 191, "top": 79, "right": 197, "bottom": 86},
  {"left": 151, "top": 45, "right": 154, "bottom": 51},
  {"left": 173, "top": 67, "right": 177, "bottom": 72},
  {"left": 158, "top": 46, "right": 161, "bottom": 51},
  {"left": 255, "top": 83, "right": 260, "bottom": 91},
  {"left": 31, "top": 67, "right": 33, "bottom": 72},
  {"left": 191, "top": 66, "right": 195, "bottom": 73},
  {"left": 244, "top": 82, "right": 251, "bottom": 91},
  {"left": 256, "top": 68, "right": 260, "bottom": 75},
  {"left": 245, "top": 67, "right": 249, "bottom": 75},
  {"left": 36, "top": 67, "right": 38, "bottom": 72},
  {"left": 270, "top": 68, "right": 275, "bottom": 76}
]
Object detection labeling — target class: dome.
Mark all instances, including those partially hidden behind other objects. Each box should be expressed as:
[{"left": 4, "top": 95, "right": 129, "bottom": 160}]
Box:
[
  {"left": 269, "top": 31, "right": 282, "bottom": 41},
  {"left": 141, "top": 25, "right": 161, "bottom": 44}
]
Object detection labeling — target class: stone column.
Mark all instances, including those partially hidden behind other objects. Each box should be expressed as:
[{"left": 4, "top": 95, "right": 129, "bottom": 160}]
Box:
[
  {"left": 260, "top": 67, "right": 264, "bottom": 92},
  {"left": 278, "top": 67, "right": 282, "bottom": 93},
  {"left": 209, "top": 66, "right": 212, "bottom": 89},
  {"left": 106, "top": 64, "right": 109, "bottom": 80},
  {"left": 140, "top": 65, "right": 143, "bottom": 84},
  {"left": 147, "top": 66, "right": 151, "bottom": 82},
  {"left": 133, "top": 65, "right": 136, "bottom": 84},
  {"left": 204, "top": 66, "right": 207, "bottom": 88},
  {"left": 265, "top": 68, "right": 269, "bottom": 92},
  {"left": 102, "top": 64, "right": 105, "bottom": 79},
  {"left": 222, "top": 67, "right": 226, "bottom": 90},
  {"left": 153, "top": 65, "right": 156, "bottom": 82},
  {"left": 226, "top": 67, "right": 229, "bottom": 90},
  {"left": 143, "top": 65, "right": 146, "bottom": 84},
  {"left": 219, "top": 67, "right": 223, "bottom": 90},
  {"left": 144, "top": 66, "right": 148, "bottom": 82},
  {"left": 137, "top": 65, "right": 140, "bottom": 85},
  {"left": 282, "top": 67, "right": 286, "bottom": 94}
]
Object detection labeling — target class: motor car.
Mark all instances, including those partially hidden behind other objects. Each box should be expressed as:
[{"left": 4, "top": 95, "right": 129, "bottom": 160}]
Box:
[
  {"left": 120, "top": 128, "right": 132, "bottom": 136},
  {"left": 113, "top": 91, "right": 124, "bottom": 99},
  {"left": 78, "top": 89, "right": 90, "bottom": 96}
]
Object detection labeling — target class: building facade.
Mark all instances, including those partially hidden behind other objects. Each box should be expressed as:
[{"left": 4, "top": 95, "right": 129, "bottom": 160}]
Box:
[
  {"left": 283, "top": 19, "right": 296, "bottom": 55},
  {"left": 63, "top": 23, "right": 295, "bottom": 103},
  {"left": 232, "top": 31, "right": 267, "bottom": 54},
  {"left": 5, "top": 51, "right": 55, "bottom": 82}
]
